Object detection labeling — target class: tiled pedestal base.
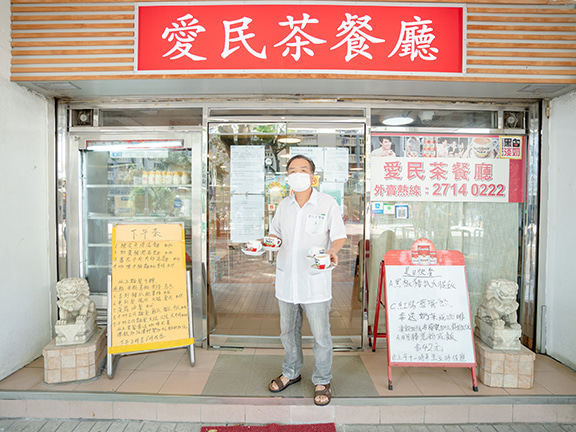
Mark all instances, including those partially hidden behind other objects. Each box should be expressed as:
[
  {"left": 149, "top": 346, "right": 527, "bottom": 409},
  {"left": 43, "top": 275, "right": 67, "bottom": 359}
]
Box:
[
  {"left": 42, "top": 326, "right": 106, "bottom": 384},
  {"left": 475, "top": 339, "right": 535, "bottom": 388}
]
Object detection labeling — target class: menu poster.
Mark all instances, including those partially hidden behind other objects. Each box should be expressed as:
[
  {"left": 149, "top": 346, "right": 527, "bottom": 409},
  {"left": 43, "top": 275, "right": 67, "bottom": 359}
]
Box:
[
  {"left": 324, "top": 147, "right": 349, "bottom": 183},
  {"left": 289, "top": 147, "right": 325, "bottom": 172},
  {"left": 230, "top": 194, "right": 265, "bottom": 243},
  {"left": 231, "top": 145, "right": 265, "bottom": 194},
  {"left": 384, "top": 250, "right": 476, "bottom": 366},
  {"left": 109, "top": 223, "right": 192, "bottom": 355}
]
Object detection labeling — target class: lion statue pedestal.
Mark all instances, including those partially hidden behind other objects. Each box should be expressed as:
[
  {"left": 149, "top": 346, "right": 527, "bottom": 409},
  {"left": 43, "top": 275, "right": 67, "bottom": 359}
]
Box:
[
  {"left": 474, "top": 279, "right": 535, "bottom": 389},
  {"left": 43, "top": 278, "right": 106, "bottom": 384}
]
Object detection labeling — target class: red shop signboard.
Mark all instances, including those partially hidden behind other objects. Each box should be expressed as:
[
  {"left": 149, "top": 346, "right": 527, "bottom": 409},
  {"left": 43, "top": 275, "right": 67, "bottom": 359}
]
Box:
[{"left": 137, "top": 4, "right": 464, "bottom": 74}]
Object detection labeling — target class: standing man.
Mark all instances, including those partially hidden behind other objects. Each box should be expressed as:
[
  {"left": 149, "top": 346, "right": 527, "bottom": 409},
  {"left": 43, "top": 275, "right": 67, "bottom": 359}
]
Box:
[{"left": 267, "top": 154, "right": 347, "bottom": 406}]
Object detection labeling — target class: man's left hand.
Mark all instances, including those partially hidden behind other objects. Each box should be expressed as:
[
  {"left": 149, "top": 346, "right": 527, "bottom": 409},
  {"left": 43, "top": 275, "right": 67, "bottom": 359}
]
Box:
[{"left": 327, "top": 251, "right": 339, "bottom": 266}]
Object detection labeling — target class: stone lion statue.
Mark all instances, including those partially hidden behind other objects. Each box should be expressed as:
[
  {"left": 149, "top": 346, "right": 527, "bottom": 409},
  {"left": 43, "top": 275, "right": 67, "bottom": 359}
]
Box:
[
  {"left": 55, "top": 278, "right": 96, "bottom": 346},
  {"left": 476, "top": 279, "right": 521, "bottom": 328},
  {"left": 475, "top": 279, "right": 521, "bottom": 350}
]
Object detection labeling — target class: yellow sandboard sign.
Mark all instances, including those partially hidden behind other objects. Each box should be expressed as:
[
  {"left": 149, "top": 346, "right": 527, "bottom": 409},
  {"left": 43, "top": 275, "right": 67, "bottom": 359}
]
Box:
[{"left": 109, "top": 223, "right": 192, "bottom": 354}]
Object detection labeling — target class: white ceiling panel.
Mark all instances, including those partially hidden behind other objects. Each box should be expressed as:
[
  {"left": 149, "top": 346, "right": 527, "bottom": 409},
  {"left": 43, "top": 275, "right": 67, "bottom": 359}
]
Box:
[{"left": 21, "top": 78, "right": 576, "bottom": 101}]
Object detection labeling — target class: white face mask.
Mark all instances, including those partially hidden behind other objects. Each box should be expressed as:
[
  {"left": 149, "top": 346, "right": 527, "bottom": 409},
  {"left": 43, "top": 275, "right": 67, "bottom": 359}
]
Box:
[{"left": 288, "top": 172, "right": 312, "bottom": 192}]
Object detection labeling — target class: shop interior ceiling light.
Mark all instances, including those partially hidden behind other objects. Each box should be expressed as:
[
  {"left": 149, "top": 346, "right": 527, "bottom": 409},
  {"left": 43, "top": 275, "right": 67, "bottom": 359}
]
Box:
[
  {"left": 277, "top": 137, "right": 302, "bottom": 144},
  {"left": 381, "top": 115, "right": 415, "bottom": 126}
]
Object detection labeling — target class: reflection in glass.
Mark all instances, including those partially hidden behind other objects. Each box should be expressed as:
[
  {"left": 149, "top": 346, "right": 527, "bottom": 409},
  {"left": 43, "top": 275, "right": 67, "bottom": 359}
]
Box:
[{"left": 369, "top": 202, "right": 519, "bottom": 326}]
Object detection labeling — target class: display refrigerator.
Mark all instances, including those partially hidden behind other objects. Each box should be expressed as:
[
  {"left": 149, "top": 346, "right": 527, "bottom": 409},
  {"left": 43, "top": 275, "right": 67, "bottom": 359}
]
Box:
[{"left": 65, "top": 132, "right": 203, "bottom": 329}]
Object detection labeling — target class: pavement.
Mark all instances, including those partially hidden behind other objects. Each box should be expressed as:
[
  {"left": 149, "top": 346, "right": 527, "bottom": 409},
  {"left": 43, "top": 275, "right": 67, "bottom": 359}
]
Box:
[{"left": 0, "top": 420, "right": 575, "bottom": 432}]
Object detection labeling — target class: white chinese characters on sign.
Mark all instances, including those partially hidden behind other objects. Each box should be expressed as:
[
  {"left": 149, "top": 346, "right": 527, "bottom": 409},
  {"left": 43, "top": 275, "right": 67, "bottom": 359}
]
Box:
[
  {"left": 274, "top": 14, "right": 327, "bottom": 61},
  {"left": 388, "top": 16, "right": 439, "bottom": 61},
  {"left": 162, "top": 14, "right": 207, "bottom": 61},
  {"left": 331, "top": 14, "right": 385, "bottom": 62},
  {"left": 221, "top": 17, "right": 267, "bottom": 59},
  {"left": 371, "top": 158, "right": 510, "bottom": 203},
  {"left": 159, "top": 12, "right": 442, "bottom": 64}
]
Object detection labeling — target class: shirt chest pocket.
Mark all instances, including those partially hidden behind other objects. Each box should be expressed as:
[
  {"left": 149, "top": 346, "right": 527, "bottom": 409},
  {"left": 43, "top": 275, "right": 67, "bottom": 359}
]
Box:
[{"left": 305, "top": 214, "right": 327, "bottom": 235}]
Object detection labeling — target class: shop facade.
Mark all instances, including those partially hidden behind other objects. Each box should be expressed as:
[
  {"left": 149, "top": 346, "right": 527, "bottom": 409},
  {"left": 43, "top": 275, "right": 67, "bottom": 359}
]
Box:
[
  {"left": 2, "top": 0, "right": 576, "bottom": 385},
  {"left": 55, "top": 99, "right": 539, "bottom": 356}
]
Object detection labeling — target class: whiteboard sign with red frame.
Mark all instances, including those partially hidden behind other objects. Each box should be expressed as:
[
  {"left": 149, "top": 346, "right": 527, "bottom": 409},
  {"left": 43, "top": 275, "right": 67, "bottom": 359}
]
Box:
[{"left": 383, "top": 239, "right": 478, "bottom": 391}]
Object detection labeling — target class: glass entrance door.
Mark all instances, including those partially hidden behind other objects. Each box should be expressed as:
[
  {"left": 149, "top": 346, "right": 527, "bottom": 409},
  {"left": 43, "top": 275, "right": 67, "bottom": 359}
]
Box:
[{"left": 207, "top": 121, "right": 365, "bottom": 349}]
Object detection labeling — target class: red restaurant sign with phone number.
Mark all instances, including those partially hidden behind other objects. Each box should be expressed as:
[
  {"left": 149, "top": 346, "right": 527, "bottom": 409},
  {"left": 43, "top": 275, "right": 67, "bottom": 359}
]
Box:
[
  {"left": 370, "top": 135, "right": 525, "bottom": 203},
  {"left": 137, "top": 4, "right": 464, "bottom": 74}
]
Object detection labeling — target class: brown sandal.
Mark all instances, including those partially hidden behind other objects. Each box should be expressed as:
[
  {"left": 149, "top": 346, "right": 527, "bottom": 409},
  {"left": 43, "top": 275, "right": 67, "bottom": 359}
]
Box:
[
  {"left": 314, "top": 383, "right": 332, "bottom": 406},
  {"left": 269, "top": 374, "right": 302, "bottom": 393}
]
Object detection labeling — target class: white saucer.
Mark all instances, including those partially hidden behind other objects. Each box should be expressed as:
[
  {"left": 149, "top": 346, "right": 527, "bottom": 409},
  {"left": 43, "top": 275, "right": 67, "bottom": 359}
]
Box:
[
  {"left": 263, "top": 246, "right": 281, "bottom": 252},
  {"left": 242, "top": 248, "right": 265, "bottom": 256},
  {"left": 311, "top": 263, "right": 337, "bottom": 271}
]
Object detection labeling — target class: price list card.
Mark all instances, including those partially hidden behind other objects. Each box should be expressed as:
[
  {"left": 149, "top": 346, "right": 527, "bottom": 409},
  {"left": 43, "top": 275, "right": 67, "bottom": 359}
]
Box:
[{"left": 109, "top": 223, "right": 192, "bottom": 354}]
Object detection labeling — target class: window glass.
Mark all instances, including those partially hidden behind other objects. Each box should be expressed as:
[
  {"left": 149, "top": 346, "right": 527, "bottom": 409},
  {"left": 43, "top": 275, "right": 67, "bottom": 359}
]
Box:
[
  {"left": 372, "top": 109, "right": 497, "bottom": 129},
  {"left": 99, "top": 108, "right": 202, "bottom": 127},
  {"left": 368, "top": 132, "right": 526, "bottom": 333}
]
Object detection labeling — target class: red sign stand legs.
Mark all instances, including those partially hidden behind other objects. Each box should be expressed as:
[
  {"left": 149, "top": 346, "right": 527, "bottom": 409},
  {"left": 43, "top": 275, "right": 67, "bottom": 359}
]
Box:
[{"left": 370, "top": 260, "right": 387, "bottom": 352}]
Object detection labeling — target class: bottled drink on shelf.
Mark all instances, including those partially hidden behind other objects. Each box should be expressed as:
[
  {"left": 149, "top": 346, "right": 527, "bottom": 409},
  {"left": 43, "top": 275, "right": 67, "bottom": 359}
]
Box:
[{"left": 173, "top": 194, "right": 182, "bottom": 217}]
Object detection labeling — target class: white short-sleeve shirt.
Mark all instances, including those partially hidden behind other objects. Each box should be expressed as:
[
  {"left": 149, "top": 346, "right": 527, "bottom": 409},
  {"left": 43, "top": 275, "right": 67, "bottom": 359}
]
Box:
[{"left": 269, "top": 189, "right": 347, "bottom": 304}]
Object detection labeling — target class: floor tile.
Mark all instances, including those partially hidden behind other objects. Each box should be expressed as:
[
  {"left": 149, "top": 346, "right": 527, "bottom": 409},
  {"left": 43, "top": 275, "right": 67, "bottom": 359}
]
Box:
[
  {"left": 115, "top": 352, "right": 149, "bottom": 370},
  {"left": 116, "top": 370, "right": 170, "bottom": 393},
  {"left": 73, "top": 368, "right": 132, "bottom": 392},
  {"left": 158, "top": 370, "right": 210, "bottom": 395},
  {"left": 408, "top": 369, "right": 467, "bottom": 396},
  {"left": 175, "top": 349, "right": 219, "bottom": 372},
  {"left": 503, "top": 380, "right": 553, "bottom": 395},
  {"left": 113, "top": 402, "right": 157, "bottom": 421},
  {"left": 379, "top": 368, "right": 421, "bottom": 396},
  {"left": 512, "top": 404, "right": 558, "bottom": 423},
  {"left": 136, "top": 348, "right": 186, "bottom": 372},
  {"left": 69, "top": 401, "right": 114, "bottom": 419},
  {"left": 424, "top": 404, "right": 469, "bottom": 424},
  {"left": 445, "top": 367, "right": 508, "bottom": 396},
  {"left": 27, "top": 357, "right": 45, "bottom": 368},
  {"left": 0, "top": 367, "right": 44, "bottom": 390},
  {"left": 31, "top": 379, "right": 79, "bottom": 391},
  {"left": 468, "top": 404, "right": 513, "bottom": 423},
  {"left": 535, "top": 370, "right": 576, "bottom": 394},
  {"left": 27, "top": 400, "right": 70, "bottom": 419}
]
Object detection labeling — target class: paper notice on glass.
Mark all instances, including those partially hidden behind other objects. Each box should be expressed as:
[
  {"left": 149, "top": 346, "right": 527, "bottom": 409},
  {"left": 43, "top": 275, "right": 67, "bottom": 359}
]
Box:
[
  {"left": 230, "top": 194, "right": 265, "bottom": 243},
  {"left": 320, "top": 182, "right": 344, "bottom": 214},
  {"left": 231, "top": 145, "right": 265, "bottom": 194},
  {"left": 289, "top": 147, "right": 325, "bottom": 172},
  {"left": 324, "top": 147, "right": 349, "bottom": 182}
]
